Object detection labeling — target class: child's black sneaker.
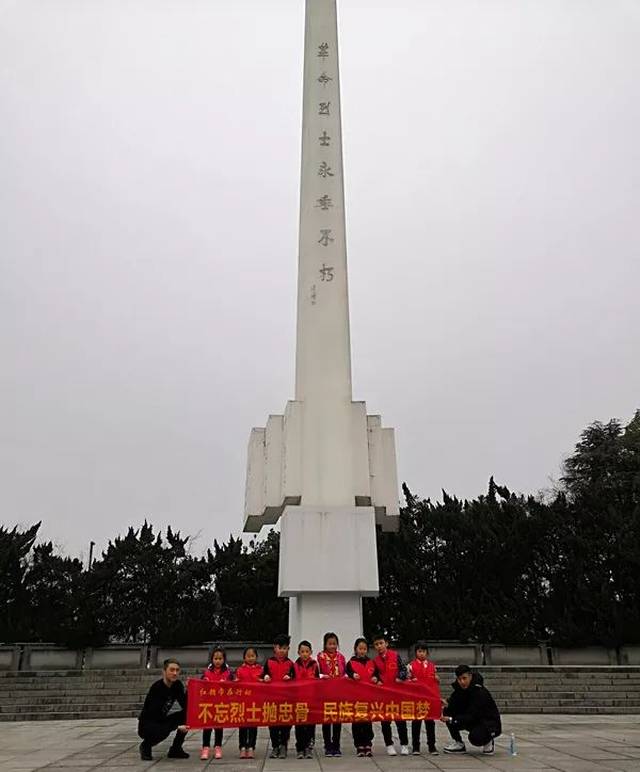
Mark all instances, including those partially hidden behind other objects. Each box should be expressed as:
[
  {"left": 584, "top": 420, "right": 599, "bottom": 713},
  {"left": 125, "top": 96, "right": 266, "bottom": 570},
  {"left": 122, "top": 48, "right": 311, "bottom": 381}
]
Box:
[
  {"left": 270, "top": 745, "right": 280, "bottom": 759},
  {"left": 356, "top": 747, "right": 365, "bottom": 757}
]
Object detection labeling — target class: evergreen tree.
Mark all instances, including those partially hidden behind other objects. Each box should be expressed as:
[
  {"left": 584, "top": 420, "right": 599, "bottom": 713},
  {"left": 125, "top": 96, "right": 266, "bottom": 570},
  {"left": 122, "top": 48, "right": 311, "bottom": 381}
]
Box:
[{"left": 0, "top": 522, "right": 41, "bottom": 641}]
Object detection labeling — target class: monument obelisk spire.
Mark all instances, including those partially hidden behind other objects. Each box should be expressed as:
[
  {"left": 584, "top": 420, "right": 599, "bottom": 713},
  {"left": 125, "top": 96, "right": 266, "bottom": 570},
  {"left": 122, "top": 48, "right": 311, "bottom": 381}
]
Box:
[
  {"left": 244, "top": 0, "right": 400, "bottom": 651},
  {"left": 295, "top": 0, "right": 354, "bottom": 508}
]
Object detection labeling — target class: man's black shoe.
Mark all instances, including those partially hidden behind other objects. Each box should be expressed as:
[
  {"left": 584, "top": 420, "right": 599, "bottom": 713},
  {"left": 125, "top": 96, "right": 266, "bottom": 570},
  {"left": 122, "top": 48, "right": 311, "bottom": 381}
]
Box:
[
  {"left": 139, "top": 742, "right": 152, "bottom": 761},
  {"left": 167, "top": 747, "right": 190, "bottom": 759}
]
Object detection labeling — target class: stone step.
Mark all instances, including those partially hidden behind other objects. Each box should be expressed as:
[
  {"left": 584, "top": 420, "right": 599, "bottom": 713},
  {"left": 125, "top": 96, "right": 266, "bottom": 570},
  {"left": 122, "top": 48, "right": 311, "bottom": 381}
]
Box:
[
  {"left": 4, "top": 674, "right": 639, "bottom": 684},
  {"left": 0, "top": 682, "right": 157, "bottom": 691},
  {"left": 0, "top": 694, "right": 147, "bottom": 706},
  {"left": 0, "top": 702, "right": 141, "bottom": 714},
  {"left": 3, "top": 667, "right": 639, "bottom": 678},
  {"left": 501, "top": 699, "right": 640, "bottom": 708},
  {"left": 3, "top": 684, "right": 638, "bottom": 696},
  {"left": 0, "top": 709, "right": 140, "bottom": 721},
  {"left": 491, "top": 690, "right": 640, "bottom": 697},
  {"left": 1, "top": 667, "right": 639, "bottom": 721},
  {"left": 0, "top": 687, "right": 148, "bottom": 703}
]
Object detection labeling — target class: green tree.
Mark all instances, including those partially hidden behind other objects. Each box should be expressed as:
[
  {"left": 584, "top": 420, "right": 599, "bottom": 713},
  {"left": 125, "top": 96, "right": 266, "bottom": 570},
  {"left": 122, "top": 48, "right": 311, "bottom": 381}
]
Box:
[
  {"left": 22, "top": 542, "right": 85, "bottom": 644},
  {"left": 366, "top": 482, "right": 554, "bottom": 645},
  {"left": 85, "top": 522, "right": 212, "bottom": 644},
  {"left": 0, "top": 522, "right": 41, "bottom": 642},
  {"left": 207, "top": 530, "right": 286, "bottom": 641},
  {"left": 546, "top": 411, "right": 640, "bottom": 645}
]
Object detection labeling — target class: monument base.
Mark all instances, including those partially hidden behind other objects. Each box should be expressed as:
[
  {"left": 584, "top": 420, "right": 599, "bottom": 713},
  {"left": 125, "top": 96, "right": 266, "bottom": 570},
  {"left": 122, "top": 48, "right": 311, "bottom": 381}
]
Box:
[
  {"left": 278, "top": 505, "right": 379, "bottom": 652},
  {"left": 288, "top": 592, "right": 364, "bottom": 656}
]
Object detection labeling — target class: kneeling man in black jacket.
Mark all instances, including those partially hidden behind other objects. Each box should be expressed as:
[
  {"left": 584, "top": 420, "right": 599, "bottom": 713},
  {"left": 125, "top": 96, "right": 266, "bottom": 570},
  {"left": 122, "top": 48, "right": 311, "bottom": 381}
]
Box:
[
  {"left": 138, "top": 658, "right": 189, "bottom": 761},
  {"left": 441, "top": 664, "right": 502, "bottom": 755}
]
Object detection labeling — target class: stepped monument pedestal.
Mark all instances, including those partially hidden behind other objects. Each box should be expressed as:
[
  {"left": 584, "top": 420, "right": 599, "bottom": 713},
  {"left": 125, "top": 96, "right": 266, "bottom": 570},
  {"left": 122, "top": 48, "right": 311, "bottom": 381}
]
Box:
[{"left": 243, "top": 0, "right": 399, "bottom": 651}]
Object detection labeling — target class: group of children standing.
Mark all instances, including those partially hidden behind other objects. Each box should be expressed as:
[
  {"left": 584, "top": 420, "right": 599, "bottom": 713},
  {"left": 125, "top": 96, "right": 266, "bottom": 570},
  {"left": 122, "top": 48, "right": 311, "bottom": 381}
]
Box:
[{"left": 198, "top": 631, "right": 440, "bottom": 760}]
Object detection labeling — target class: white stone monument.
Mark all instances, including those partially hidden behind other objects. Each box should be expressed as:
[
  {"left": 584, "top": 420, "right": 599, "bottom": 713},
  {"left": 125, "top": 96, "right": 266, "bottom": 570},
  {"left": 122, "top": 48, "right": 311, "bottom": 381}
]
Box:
[{"left": 244, "top": 0, "right": 399, "bottom": 652}]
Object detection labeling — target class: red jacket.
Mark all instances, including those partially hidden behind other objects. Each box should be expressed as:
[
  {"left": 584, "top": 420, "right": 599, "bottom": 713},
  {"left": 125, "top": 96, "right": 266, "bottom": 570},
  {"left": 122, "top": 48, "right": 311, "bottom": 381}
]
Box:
[
  {"left": 373, "top": 649, "right": 406, "bottom": 685},
  {"left": 294, "top": 657, "right": 319, "bottom": 680},
  {"left": 346, "top": 655, "right": 378, "bottom": 682},
  {"left": 235, "top": 663, "right": 263, "bottom": 683},
  {"left": 317, "top": 650, "right": 346, "bottom": 678},
  {"left": 262, "top": 656, "right": 295, "bottom": 681},
  {"left": 202, "top": 665, "right": 233, "bottom": 683},
  {"left": 408, "top": 658, "right": 437, "bottom": 682}
]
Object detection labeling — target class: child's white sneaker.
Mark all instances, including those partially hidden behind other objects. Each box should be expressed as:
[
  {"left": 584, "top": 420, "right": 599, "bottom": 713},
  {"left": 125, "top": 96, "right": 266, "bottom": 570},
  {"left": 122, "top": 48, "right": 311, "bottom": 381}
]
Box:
[
  {"left": 443, "top": 740, "right": 466, "bottom": 754},
  {"left": 400, "top": 745, "right": 410, "bottom": 755},
  {"left": 386, "top": 745, "right": 397, "bottom": 756},
  {"left": 483, "top": 739, "right": 495, "bottom": 755}
]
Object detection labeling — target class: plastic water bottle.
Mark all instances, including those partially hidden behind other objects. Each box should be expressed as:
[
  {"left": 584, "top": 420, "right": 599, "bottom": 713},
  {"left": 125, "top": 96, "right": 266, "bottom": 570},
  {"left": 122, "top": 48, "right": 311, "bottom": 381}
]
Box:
[{"left": 509, "top": 732, "right": 518, "bottom": 757}]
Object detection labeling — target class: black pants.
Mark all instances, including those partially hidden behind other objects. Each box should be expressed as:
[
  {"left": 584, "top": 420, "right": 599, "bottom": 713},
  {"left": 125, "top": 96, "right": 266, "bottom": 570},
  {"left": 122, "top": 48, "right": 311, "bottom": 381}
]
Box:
[
  {"left": 352, "top": 721, "right": 374, "bottom": 748},
  {"left": 381, "top": 720, "right": 408, "bottom": 746},
  {"left": 447, "top": 719, "right": 500, "bottom": 746},
  {"left": 322, "top": 722, "right": 342, "bottom": 750},
  {"left": 269, "top": 725, "right": 291, "bottom": 748},
  {"left": 202, "top": 728, "right": 223, "bottom": 747},
  {"left": 238, "top": 726, "right": 258, "bottom": 749},
  {"left": 138, "top": 712, "right": 186, "bottom": 749},
  {"left": 411, "top": 719, "right": 436, "bottom": 751},
  {"left": 295, "top": 724, "right": 315, "bottom": 752}
]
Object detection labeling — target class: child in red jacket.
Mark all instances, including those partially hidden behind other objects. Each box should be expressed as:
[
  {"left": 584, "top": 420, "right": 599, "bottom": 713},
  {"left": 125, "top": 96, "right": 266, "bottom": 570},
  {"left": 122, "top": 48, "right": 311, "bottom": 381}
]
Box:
[
  {"left": 317, "top": 631, "right": 347, "bottom": 757},
  {"left": 408, "top": 640, "right": 440, "bottom": 755},
  {"left": 200, "top": 646, "right": 233, "bottom": 760},
  {"left": 235, "top": 646, "right": 262, "bottom": 759},
  {"left": 346, "top": 637, "right": 379, "bottom": 757},
  {"left": 263, "top": 633, "right": 295, "bottom": 759},
  {"left": 293, "top": 640, "right": 320, "bottom": 759},
  {"left": 373, "top": 632, "right": 410, "bottom": 755}
]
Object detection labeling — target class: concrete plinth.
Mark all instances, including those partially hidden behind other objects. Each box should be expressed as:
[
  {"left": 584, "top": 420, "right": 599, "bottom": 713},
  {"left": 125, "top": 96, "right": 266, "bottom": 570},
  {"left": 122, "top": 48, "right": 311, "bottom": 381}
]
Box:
[
  {"left": 279, "top": 505, "right": 378, "bottom": 652},
  {"left": 278, "top": 505, "right": 379, "bottom": 594},
  {"left": 288, "top": 592, "right": 364, "bottom": 656}
]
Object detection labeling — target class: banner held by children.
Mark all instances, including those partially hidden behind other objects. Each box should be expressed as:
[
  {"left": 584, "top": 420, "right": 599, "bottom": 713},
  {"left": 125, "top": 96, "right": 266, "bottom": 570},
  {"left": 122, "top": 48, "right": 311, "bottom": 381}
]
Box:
[{"left": 187, "top": 677, "right": 441, "bottom": 729}]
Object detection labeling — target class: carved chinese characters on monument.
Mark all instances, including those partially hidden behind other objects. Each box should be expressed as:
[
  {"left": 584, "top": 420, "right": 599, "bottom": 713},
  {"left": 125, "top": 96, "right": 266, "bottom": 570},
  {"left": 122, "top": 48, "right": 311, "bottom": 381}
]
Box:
[
  {"left": 314, "top": 40, "right": 336, "bottom": 299},
  {"left": 318, "top": 161, "right": 334, "bottom": 178},
  {"left": 320, "top": 264, "right": 334, "bottom": 282}
]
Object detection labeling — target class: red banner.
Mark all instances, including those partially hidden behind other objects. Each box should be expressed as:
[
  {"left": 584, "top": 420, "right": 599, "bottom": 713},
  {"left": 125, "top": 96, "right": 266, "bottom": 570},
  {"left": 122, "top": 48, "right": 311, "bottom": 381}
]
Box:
[{"left": 187, "top": 678, "right": 441, "bottom": 729}]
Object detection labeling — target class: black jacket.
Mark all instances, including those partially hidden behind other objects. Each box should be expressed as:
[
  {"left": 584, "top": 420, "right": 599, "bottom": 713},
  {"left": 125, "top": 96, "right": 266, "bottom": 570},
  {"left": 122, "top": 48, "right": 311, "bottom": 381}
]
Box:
[
  {"left": 139, "top": 678, "right": 187, "bottom": 724},
  {"left": 442, "top": 672, "right": 501, "bottom": 733}
]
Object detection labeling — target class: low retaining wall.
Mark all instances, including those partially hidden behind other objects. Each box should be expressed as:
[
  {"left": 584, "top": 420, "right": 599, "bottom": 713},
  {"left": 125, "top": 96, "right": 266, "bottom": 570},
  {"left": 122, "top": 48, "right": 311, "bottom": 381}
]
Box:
[
  {"left": 0, "top": 646, "right": 20, "bottom": 671},
  {"left": 486, "top": 645, "right": 549, "bottom": 665},
  {"left": 2, "top": 642, "right": 640, "bottom": 672}
]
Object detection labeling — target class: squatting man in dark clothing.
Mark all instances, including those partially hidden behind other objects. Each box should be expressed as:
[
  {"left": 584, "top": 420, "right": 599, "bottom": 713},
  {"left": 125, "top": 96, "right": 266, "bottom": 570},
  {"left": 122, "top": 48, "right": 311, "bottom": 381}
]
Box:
[
  {"left": 138, "top": 658, "right": 189, "bottom": 761},
  {"left": 441, "top": 664, "right": 502, "bottom": 755}
]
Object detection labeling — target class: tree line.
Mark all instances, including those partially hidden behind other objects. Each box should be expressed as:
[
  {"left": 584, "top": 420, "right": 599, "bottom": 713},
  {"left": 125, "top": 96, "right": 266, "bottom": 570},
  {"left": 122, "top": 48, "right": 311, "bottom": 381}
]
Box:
[{"left": 1, "top": 412, "right": 638, "bottom": 648}]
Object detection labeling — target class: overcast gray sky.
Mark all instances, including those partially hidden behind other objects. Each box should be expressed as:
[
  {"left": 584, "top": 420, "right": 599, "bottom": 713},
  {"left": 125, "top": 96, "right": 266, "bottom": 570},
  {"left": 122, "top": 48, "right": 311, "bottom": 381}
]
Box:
[{"left": 1, "top": 0, "right": 638, "bottom": 561}]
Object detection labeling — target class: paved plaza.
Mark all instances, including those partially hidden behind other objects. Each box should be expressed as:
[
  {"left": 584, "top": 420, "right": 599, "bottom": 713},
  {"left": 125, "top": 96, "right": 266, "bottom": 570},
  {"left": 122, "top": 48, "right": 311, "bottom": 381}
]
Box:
[{"left": 2, "top": 716, "right": 640, "bottom": 772}]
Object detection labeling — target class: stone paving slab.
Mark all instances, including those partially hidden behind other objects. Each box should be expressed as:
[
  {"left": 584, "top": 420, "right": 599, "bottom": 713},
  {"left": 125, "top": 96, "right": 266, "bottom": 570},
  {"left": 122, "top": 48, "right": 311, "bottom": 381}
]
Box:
[{"left": 1, "top": 716, "right": 639, "bottom": 772}]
